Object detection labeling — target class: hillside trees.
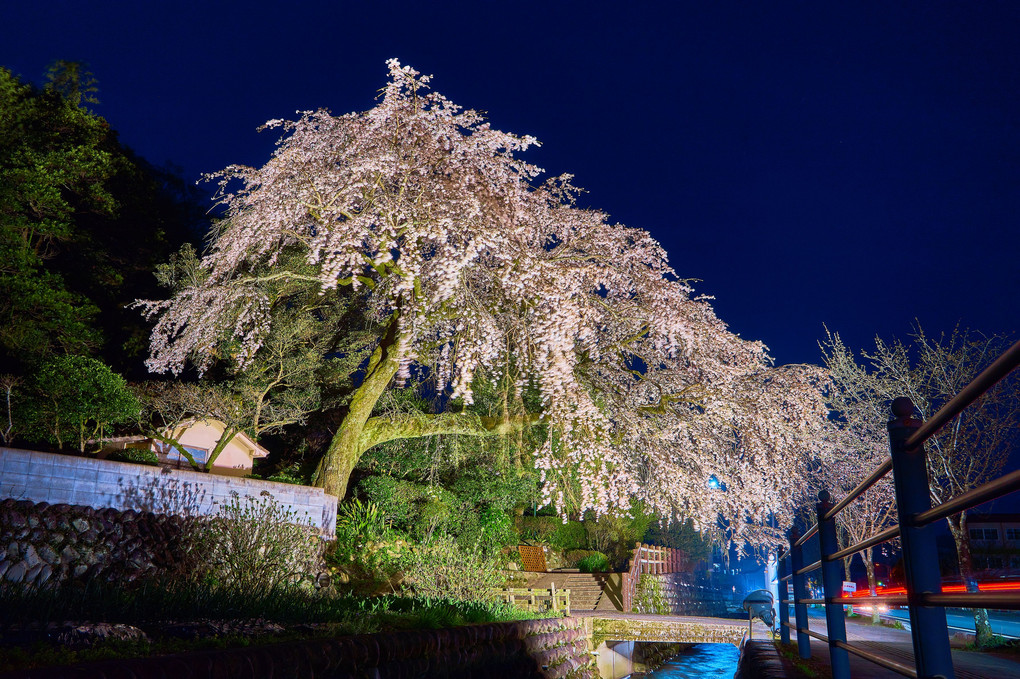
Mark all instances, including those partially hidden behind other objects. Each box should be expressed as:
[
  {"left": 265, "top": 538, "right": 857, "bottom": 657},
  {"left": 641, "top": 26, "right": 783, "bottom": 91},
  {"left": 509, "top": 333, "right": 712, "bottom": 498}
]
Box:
[
  {"left": 0, "top": 65, "right": 198, "bottom": 377},
  {"left": 141, "top": 61, "right": 830, "bottom": 546}
]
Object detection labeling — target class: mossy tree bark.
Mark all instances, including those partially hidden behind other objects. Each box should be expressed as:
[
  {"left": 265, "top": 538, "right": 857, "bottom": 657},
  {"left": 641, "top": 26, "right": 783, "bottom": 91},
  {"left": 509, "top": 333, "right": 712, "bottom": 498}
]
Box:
[{"left": 314, "top": 319, "right": 538, "bottom": 499}]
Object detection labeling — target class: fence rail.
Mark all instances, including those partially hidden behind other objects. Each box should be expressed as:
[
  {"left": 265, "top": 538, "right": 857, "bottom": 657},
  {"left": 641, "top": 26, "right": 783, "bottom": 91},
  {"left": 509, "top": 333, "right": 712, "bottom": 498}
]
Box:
[
  {"left": 778, "top": 339, "right": 1020, "bottom": 679},
  {"left": 500, "top": 587, "right": 570, "bottom": 615}
]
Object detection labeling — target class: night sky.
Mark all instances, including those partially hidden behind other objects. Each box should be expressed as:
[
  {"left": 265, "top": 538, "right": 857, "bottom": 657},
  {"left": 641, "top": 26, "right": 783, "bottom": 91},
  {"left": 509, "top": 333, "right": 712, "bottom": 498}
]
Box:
[{"left": 2, "top": 1, "right": 1017, "bottom": 368}]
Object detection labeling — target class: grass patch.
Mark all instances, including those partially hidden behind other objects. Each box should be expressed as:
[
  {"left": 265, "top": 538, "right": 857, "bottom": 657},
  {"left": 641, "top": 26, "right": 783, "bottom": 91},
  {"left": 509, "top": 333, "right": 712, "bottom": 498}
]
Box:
[
  {"left": 775, "top": 641, "right": 832, "bottom": 679},
  {"left": 962, "top": 636, "right": 1020, "bottom": 654},
  {"left": 0, "top": 581, "right": 554, "bottom": 672}
]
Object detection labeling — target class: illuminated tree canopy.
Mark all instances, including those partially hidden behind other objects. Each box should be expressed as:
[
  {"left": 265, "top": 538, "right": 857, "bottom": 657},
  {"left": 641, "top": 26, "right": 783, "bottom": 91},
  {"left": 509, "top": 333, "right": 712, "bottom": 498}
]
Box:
[{"left": 141, "top": 61, "right": 830, "bottom": 545}]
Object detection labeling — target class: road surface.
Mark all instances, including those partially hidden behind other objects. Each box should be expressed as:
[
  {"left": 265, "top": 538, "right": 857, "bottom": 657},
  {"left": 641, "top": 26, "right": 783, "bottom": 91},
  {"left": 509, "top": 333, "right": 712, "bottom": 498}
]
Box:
[{"left": 880, "top": 607, "right": 1020, "bottom": 639}]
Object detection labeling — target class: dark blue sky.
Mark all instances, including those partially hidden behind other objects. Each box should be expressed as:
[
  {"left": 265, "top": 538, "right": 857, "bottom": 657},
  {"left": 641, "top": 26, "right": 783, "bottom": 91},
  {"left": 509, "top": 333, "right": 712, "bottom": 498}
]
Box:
[{"left": 3, "top": 1, "right": 1017, "bottom": 367}]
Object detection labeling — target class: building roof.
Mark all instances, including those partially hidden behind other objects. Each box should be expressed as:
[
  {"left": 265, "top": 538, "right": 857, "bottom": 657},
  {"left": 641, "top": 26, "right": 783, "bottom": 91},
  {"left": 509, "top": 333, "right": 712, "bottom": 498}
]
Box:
[{"left": 968, "top": 514, "right": 1020, "bottom": 524}]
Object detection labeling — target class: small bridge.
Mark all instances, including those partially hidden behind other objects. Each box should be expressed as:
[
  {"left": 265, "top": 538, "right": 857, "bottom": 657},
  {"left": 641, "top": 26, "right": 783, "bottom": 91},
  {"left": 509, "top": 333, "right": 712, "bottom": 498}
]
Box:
[{"left": 573, "top": 611, "right": 768, "bottom": 647}]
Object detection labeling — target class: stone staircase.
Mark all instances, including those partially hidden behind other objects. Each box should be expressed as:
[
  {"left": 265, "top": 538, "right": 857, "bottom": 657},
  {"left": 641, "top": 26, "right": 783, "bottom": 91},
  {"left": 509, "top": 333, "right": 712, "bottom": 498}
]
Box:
[{"left": 529, "top": 572, "right": 618, "bottom": 611}]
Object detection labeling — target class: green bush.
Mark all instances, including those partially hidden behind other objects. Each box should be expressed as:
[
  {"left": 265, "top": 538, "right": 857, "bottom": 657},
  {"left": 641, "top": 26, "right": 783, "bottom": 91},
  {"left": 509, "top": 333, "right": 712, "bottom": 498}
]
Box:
[
  {"left": 265, "top": 462, "right": 310, "bottom": 485},
  {"left": 577, "top": 552, "right": 609, "bottom": 573},
  {"left": 565, "top": 549, "right": 597, "bottom": 568},
  {"left": 357, "top": 476, "right": 462, "bottom": 540},
  {"left": 21, "top": 355, "right": 139, "bottom": 452},
  {"left": 326, "top": 499, "right": 406, "bottom": 593},
  {"left": 475, "top": 506, "right": 518, "bottom": 555},
  {"left": 106, "top": 448, "right": 158, "bottom": 466},
  {"left": 400, "top": 534, "right": 506, "bottom": 602},
  {"left": 516, "top": 515, "right": 587, "bottom": 550}
]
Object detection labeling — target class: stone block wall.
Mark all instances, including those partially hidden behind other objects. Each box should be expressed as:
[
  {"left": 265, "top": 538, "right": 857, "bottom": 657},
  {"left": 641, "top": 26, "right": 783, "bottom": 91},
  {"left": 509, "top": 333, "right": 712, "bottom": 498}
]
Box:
[
  {"left": 653, "top": 572, "right": 732, "bottom": 617},
  {"left": 9, "top": 616, "right": 599, "bottom": 679},
  {"left": 0, "top": 499, "right": 196, "bottom": 587},
  {"left": 0, "top": 448, "right": 338, "bottom": 535}
]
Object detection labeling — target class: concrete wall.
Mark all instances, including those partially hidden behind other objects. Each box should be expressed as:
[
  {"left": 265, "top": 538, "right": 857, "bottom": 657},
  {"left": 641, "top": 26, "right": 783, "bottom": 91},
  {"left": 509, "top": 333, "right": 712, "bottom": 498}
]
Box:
[{"left": 0, "top": 448, "right": 337, "bottom": 536}]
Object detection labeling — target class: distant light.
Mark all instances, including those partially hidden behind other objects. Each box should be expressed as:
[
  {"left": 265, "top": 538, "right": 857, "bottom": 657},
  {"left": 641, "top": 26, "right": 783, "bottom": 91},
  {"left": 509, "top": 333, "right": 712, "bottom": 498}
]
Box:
[{"left": 708, "top": 475, "right": 721, "bottom": 490}]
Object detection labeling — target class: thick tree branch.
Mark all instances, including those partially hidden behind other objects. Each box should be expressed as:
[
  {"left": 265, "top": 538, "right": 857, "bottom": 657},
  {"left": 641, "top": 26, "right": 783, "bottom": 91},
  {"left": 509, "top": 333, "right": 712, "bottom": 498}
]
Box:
[{"left": 360, "top": 411, "right": 541, "bottom": 452}]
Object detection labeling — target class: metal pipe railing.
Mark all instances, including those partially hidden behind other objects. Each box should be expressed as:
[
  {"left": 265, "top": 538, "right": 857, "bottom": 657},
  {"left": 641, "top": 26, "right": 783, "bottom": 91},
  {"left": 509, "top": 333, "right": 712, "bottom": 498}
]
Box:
[
  {"left": 828, "top": 595, "right": 908, "bottom": 606},
  {"left": 914, "top": 468, "right": 1020, "bottom": 527},
  {"left": 794, "top": 559, "right": 822, "bottom": 576},
  {"left": 829, "top": 525, "right": 900, "bottom": 562},
  {"left": 834, "top": 640, "right": 917, "bottom": 678},
  {"left": 793, "top": 523, "right": 818, "bottom": 547},
  {"left": 823, "top": 458, "right": 893, "bottom": 521},
  {"left": 778, "top": 339, "right": 1020, "bottom": 679},
  {"left": 903, "top": 339, "right": 1020, "bottom": 450},
  {"left": 922, "top": 592, "right": 1020, "bottom": 609}
]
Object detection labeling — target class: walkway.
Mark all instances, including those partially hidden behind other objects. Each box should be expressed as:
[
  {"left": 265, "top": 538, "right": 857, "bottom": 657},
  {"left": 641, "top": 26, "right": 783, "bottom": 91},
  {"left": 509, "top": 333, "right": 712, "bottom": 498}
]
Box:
[{"left": 797, "top": 609, "right": 1020, "bottom": 678}]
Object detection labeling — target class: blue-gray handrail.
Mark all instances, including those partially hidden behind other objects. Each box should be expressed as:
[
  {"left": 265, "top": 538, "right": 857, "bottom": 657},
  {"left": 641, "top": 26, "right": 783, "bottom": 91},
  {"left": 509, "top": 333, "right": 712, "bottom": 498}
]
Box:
[{"left": 777, "top": 338, "right": 1020, "bottom": 679}]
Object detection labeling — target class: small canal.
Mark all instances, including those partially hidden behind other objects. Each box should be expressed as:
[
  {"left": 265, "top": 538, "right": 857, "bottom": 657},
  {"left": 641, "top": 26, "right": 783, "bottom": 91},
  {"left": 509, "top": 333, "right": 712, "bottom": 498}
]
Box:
[
  {"left": 597, "top": 641, "right": 740, "bottom": 679},
  {"left": 642, "top": 644, "right": 739, "bottom": 678}
]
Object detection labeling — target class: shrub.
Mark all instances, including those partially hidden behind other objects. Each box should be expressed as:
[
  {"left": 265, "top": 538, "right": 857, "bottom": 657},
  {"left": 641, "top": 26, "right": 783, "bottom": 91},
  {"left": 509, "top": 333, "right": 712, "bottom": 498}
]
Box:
[
  {"left": 516, "top": 515, "right": 586, "bottom": 550},
  {"left": 577, "top": 552, "right": 610, "bottom": 573},
  {"left": 475, "top": 506, "right": 518, "bottom": 555},
  {"left": 195, "top": 490, "right": 322, "bottom": 592},
  {"left": 265, "top": 462, "right": 310, "bottom": 485},
  {"left": 106, "top": 448, "right": 158, "bottom": 466},
  {"left": 400, "top": 534, "right": 505, "bottom": 602},
  {"left": 357, "top": 476, "right": 461, "bottom": 540},
  {"left": 326, "top": 499, "right": 406, "bottom": 593},
  {"left": 565, "top": 549, "right": 597, "bottom": 567},
  {"left": 336, "top": 498, "right": 389, "bottom": 545}
]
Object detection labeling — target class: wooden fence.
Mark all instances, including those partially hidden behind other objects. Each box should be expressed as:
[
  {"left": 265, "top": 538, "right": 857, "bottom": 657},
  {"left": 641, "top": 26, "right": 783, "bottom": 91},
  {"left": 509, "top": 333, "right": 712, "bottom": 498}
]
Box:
[
  {"left": 516, "top": 544, "right": 547, "bottom": 572},
  {"left": 500, "top": 587, "right": 571, "bottom": 616}
]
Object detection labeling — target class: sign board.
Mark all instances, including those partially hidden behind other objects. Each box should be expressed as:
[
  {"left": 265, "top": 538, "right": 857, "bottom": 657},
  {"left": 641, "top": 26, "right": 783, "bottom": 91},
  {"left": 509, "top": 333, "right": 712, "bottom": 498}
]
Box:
[{"left": 842, "top": 581, "right": 857, "bottom": 594}]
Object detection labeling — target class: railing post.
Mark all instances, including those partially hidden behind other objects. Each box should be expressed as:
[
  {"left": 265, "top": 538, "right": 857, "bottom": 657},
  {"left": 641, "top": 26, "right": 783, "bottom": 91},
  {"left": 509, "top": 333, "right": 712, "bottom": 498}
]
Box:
[
  {"left": 817, "top": 490, "right": 851, "bottom": 679},
  {"left": 888, "top": 397, "right": 955, "bottom": 679},
  {"left": 789, "top": 528, "right": 811, "bottom": 659},
  {"left": 778, "top": 546, "right": 791, "bottom": 645}
]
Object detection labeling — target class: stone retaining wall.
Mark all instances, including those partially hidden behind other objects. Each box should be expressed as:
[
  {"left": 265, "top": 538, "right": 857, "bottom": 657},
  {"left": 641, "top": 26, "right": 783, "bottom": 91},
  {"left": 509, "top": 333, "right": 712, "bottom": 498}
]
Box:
[
  {"left": 0, "top": 448, "right": 337, "bottom": 535},
  {"left": 734, "top": 639, "right": 787, "bottom": 679},
  {"left": 0, "top": 499, "right": 196, "bottom": 587},
  {"left": 4, "top": 616, "right": 598, "bottom": 679},
  {"left": 652, "top": 572, "right": 733, "bottom": 617}
]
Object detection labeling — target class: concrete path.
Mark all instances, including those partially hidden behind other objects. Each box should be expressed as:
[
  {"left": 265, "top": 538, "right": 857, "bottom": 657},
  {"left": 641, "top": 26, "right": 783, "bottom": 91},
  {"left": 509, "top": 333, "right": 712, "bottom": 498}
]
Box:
[{"left": 796, "top": 609, "right": 1020, "bottom": 678}]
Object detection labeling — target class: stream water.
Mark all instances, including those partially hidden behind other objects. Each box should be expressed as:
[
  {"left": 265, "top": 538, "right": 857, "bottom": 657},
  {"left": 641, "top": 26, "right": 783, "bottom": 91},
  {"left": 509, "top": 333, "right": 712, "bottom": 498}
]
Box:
[{"left": 641, "top": 643, "right": 739, "bottom": 678}]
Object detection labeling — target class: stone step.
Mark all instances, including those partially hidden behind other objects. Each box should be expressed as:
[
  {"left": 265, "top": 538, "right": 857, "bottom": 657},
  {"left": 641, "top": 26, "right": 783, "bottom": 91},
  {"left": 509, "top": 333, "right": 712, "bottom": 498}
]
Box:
[{"left": 522, "top": 572, "right": 614, "bottom": 611}]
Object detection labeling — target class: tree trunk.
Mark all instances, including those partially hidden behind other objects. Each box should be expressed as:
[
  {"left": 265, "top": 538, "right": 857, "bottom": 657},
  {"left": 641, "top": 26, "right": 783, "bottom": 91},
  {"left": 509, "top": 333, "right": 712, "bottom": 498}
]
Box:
[
  {"left": 313, "top": 319, "right": 541, "bottom": 499},
  {"left": 863, "top": 547, "right": 880, "bottom": 625},
  {"left": 205, "top": 427, "right": 239, "bottom": 471},
  {"left": 948, "top": 513, "right": 994, "bottom": 646},
  {"left": 316, "top": 318, "right": 405, "bottom": 498}
]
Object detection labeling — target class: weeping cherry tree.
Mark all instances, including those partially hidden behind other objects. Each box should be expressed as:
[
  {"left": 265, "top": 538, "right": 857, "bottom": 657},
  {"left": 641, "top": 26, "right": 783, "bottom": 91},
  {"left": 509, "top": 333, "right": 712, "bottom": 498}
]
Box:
[{"left": 139, "top": 61, "right": 831, "bottom": 547}]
